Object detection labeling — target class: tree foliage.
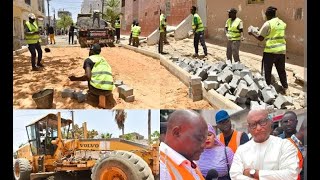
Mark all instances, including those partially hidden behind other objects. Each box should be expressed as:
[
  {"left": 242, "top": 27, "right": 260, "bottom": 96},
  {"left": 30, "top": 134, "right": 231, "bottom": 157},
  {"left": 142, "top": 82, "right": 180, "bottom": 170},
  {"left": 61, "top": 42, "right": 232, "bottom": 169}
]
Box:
[
  {"left": 103, "top": 0, "right": 122, "bottom": 27},
  {"left": 101, "top": 133, "right": 113, "bottom": 139},
  {"left": 151, "top": 131, "right": 160, "bottom": 143},
  {"left": 56, "top": 14, "right": 73, "bottom": 30},
  {"left": 113, "top": 110, "right": 127, "bottom": 135}
]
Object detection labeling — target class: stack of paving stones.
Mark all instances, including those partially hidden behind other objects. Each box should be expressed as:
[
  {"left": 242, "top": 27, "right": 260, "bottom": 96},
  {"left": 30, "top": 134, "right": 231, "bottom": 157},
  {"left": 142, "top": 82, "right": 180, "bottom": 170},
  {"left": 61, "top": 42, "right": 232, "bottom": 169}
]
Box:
[
  {"left": 171, "top": 57, "right": 294, "bottom": 109},
  {"left": 189, "top": 76, "right": 203, "bottom": 101},
  {"left": 117, "top": 80, "right": 135, "bottom": 102},
  {"left": 61, "top": 89, "right": 87, "bottom": 103}
]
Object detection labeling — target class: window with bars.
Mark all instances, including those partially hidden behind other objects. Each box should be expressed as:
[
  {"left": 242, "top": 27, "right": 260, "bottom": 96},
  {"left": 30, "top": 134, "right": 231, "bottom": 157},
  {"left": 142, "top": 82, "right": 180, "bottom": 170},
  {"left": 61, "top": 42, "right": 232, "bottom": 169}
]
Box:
[
  {"left": 25, "top": 0, "right": 31, "bottom": 5},
  {"left": 248, "top": 0, "right": 264, "bottom": 4},
  {"left": 122, "top": 0, "right": 125, "bottom": 7}
]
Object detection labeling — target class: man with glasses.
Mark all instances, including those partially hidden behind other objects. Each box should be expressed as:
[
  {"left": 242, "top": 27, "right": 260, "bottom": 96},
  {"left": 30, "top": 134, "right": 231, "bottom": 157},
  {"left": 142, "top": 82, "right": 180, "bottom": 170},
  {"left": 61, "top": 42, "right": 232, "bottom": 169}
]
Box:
[
  {"left": 215, "top": 110, "right": 249, "bottom": 153},
  {"left": 229, "top": 109, "right": 299, "bottom": 179}
]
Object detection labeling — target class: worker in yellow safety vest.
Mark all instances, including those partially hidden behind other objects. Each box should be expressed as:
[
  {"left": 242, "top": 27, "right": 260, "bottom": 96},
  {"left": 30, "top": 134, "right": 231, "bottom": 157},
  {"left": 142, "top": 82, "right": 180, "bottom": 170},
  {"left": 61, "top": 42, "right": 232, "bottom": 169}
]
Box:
[
  {"left": 248, "top": 6, "right": 289, "bottom": 95},
  {"left": 128, "top": 20, "right": 136, "bottom": 45},
  {"left": 225, "top": 8, "right": 244, "bottom": 63},
  {"left": 24, "top": 13, "right": 44, "bottom": 71},
  {"left": 115, "top": 17, "right": 121, "bottom": 43},
  {"left": 159, "top": 9, "right": 167, "bottom": 54},
  {"left": 131, "top": 22, "right": 141, "bottom": 47},
  {"left": 190, "top": 6, "right": 207, "bottom": 57},
  {"left": 69, "top": 44, "right": 115, "bottom": 105}
]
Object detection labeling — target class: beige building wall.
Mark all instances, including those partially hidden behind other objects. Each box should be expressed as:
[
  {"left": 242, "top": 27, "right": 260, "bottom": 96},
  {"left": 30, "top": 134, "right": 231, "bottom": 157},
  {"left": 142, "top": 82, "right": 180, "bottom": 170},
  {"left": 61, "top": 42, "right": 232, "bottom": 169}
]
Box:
[
  {"left": 206, "top": 0, "right": 304, "bottom": 56},
  {"left": 13, "top": 0, "right": 45, "bottom": 42}
]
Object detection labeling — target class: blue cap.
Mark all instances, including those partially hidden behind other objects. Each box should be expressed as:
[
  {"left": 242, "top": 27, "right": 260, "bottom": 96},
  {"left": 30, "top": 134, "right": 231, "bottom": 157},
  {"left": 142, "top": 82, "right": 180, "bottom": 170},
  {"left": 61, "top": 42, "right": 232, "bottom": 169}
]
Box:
[{"left": 215, "top": 110, "right": 230, "bottom": 123}]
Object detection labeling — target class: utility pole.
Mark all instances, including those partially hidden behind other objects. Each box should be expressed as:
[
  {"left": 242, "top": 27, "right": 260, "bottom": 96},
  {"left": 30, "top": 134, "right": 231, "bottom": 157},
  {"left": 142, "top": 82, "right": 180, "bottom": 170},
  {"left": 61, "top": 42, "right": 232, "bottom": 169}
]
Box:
[
  {"left": 53, "top": 8, "right": 56, "bottom": 34},
  {"left": 71, "top": 110, "right": 74, "bottom": 138},
  {"left": 47, "top": 0, "right": 51, "bottom": 25},
  {"left": 101, "top": 0, "right": 104, "bottom": 19}
]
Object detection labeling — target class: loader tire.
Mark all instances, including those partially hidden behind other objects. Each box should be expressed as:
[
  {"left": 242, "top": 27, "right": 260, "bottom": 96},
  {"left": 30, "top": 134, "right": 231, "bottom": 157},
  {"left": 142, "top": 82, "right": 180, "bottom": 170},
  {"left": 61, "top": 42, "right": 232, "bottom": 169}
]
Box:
[
  {"left": 91, "top": 150, "right": 154, "bottom": 180},
  {"left": 14, "top": 158, "right": 32, "bottom": 180}
]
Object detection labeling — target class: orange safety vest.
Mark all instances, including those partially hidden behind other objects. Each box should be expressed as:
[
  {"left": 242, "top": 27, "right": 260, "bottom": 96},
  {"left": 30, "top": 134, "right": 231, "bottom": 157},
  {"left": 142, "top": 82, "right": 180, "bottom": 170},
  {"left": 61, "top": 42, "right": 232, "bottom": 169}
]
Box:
[
  {"left": 218, "top": 130, "right": 242, "bottom": 153},
  {"left": 160, "top": 151, "right": 205, "bottom": 180},
  {"left": 288, "top": 138, "right": 304, "bottom": 180}
]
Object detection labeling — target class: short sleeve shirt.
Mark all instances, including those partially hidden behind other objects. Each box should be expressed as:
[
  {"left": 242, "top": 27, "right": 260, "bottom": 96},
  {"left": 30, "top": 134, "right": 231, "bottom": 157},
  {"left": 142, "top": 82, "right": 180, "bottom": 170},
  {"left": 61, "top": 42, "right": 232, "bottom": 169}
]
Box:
[
  {"left": 83, "top": 58, "right": 94, "bottom": 70},
  {"left": 258, "top": 21, "right": 270, "bottom": 37}
]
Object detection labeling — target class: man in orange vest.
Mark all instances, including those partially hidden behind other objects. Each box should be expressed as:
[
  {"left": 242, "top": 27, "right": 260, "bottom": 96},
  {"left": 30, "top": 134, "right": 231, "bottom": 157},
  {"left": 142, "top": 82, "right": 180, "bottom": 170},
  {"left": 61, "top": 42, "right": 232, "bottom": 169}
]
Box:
[
  {"left": 215, "top": 110, "right": 249, "bottom": 153},
  {"left": 160, "top": 110, "right": 208, "bottom": 179},
  {"left": 280, "top": 111, "right": 305, "bottom": 180}
]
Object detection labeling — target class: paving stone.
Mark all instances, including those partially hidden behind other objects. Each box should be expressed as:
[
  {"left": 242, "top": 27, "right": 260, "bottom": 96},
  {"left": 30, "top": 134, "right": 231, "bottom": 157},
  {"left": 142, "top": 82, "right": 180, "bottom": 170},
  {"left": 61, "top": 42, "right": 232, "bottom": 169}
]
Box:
[
  {"left": 61, "top": 89, "right": 74, "bottom": 98},
  {"left": 206, "top": 71, "right": 219, "bottom": 81},
  {"left": 204, "top": 81, "right": 215, "bottom": 90},
  {"left": 240, "top": 69, "right": 252, "bottom": 78},
  {"left": 118, "top": 85, "right": 134, "bottom": 97},
  {"left": 219, "top": 69, "right": 233, "bottom": 83},
  {"left": 243, "top": 74, "right": 254, "bottom": 85},
  {"left": 195, "top": 68, "right": 208, "bottom": 81},
  {"left": 125, "top": 95, "right": 135, "bottom": 102},
  {"left": 217, "top": 62, "right": 227, "bottom": 71},
  {"left": 232, "top": 63, "right": 245, "bottom": 71},
  {"left": 261, "top": 87, "right": 275, "bottom": 103},
  {"left": 229, "top": 75, "right": 241, "bottom": 89},
  {"left": 225, "top": 93, "right": 237, "bottom": 102},
  {"left": 189, "top": 75, "right": 202, "bottom": 85},
  {"left": 114, "top": 80, "right": 124, "bottom": 87},
  {"left": 250, "top": 101, "right": 261, "bottom": 110},
  {"left": 234, "top": 70, "right": 241, "bottom": 76},
  {"left": 178, "top": 61, "right": 188, "bottom": 69},
  {"left": 235, "top": 83, "right": 249, "bottom": 97},
  {"left": 216, "top": 83, "right": 229, "bottom": 95}
]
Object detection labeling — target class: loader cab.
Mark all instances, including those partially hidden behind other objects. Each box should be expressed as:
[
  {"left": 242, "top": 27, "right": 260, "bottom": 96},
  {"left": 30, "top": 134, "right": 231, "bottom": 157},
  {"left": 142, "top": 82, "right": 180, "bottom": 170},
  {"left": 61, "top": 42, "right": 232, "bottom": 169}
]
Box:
[{"left": 26, "top": 114, "right": 72, "bottom": 156}]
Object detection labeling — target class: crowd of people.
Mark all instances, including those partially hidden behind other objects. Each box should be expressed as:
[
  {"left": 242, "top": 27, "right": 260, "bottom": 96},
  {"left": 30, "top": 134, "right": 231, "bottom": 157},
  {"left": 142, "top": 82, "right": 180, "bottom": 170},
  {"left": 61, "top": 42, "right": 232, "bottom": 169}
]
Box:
[{"left": 160, "top": 109, "right": 306, "bottom": 180}]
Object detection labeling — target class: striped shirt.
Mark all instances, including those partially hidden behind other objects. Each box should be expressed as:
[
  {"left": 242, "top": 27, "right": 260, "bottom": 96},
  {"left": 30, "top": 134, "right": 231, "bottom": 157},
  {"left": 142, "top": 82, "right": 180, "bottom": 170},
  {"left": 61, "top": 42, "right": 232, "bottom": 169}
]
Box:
[{"left": 197, "top": 146, "right": 234, "bottom": 177}]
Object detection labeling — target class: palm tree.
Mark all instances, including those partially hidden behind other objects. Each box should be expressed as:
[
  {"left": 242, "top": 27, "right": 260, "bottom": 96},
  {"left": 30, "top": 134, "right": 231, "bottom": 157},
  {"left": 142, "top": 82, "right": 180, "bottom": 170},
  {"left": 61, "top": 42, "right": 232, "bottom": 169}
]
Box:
[
  {"left": 148, "top": 109, "right": 151, "bottom": 144},
  {"left": 101, "top": 133, "right": 113, "bottom": 139},
  {"left": 113, "top": 110, "right": 127, "bottom": 136}
]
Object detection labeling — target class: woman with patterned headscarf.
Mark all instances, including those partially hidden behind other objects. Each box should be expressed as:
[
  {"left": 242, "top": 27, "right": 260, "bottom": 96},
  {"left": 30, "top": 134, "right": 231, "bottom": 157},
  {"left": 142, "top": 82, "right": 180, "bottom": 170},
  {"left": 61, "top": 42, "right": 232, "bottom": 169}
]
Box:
[{"left": 197, "top": 124, "right": 234, "bottom": 179}]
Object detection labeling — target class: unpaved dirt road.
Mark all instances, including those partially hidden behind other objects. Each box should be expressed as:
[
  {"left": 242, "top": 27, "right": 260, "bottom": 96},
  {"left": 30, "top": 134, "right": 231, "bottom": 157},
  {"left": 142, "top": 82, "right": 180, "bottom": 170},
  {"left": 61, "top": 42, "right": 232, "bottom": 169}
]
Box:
[{"left": 13, "top": 45, "right": 213, "bottom": 109}]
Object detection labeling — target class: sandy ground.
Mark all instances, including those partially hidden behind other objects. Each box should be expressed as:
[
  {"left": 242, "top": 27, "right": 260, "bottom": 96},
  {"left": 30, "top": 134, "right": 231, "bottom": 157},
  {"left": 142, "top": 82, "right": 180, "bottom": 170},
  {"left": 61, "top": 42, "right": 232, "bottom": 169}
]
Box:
[{"left": 13, "top": 45, "right": 212, "bottom": 109}]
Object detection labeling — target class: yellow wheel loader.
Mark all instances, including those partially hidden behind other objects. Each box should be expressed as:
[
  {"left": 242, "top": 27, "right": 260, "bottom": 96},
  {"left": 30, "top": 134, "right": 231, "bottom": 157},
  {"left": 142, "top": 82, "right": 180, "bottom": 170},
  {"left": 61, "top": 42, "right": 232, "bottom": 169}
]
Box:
[{"left": 13, "top": 112, "right": 159, "bottom": 180}]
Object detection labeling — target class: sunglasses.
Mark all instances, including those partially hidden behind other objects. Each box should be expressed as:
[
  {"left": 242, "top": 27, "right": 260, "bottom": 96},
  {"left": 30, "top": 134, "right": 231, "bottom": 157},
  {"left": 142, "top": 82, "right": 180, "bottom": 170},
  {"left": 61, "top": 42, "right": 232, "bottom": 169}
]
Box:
[{"left": 248, "top": 118, "right": 270, "bottom": 129}]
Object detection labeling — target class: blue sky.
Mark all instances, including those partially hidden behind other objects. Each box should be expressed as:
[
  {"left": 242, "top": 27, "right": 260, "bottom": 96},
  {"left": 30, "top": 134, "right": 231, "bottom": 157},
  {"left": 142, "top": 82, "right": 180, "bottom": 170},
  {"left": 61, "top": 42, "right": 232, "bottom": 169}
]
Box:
[
  {"left": 49, "top": 0, "right": 83, "bottom": 22},
  {"left": 13, "top": 110, "right": 160, "bottom": 151}
]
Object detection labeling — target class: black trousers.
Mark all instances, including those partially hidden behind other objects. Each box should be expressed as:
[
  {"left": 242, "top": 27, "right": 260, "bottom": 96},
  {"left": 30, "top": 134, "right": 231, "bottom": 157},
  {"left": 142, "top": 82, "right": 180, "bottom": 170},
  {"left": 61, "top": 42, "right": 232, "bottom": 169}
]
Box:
[
  {"left": 69, "top": 32, "right": 74, "bottom": 44},
  {"left": 129, "top": 33, "right": 132, "bottom": 45},
  {"left": 263, "top": 52, "right": 288, "bottom": 88},
  {"left": 194, "top": 31, "right": 207, "bottom": 55},
  {"left": 116, "top": 28, "right": 120, "bottom": 41},
  {"left": 28, "top": 42, "right": 42, "bottom": 68}
]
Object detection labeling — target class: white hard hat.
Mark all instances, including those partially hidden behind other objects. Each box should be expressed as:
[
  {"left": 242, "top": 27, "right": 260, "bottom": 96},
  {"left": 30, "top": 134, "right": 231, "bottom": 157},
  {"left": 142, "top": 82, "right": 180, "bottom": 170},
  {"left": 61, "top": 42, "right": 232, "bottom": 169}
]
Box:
[{"left": 28, "top": 13, "right": 36, "bottom": 19}]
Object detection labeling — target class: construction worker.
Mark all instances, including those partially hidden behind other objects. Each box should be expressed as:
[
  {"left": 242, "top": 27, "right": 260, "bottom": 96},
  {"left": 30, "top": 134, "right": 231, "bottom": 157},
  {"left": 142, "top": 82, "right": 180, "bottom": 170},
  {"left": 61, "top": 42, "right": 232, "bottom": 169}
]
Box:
[
  {"left": 68, "top": 43, "right": 114, "bottom": 99},
  {"left": 159, "top": 9, "right": 167, "bottom": 54},
  {"left": 132, "top": 22, "right": 141, "bottom": 47},
  {"left": 68, "top": 23, "right": 77, "bottom": 45},
  {"left": 128, "top": 20, "right": 136, "bottom": 45},
  {"left": 92, "top": 9, "right": 101, "bottom": 28},
  {"left": 48, "top": 25, "right": 55, "bottom": 44},
  {"left": 190, "top": 6, "right": 207, "bottom": 57},
  {"left": 215, "top": 110, "right": 249, "bottom": 153},
  {"left": 160, "top": 110, "right": 207, "bottom": 179},
  {"left": 248, "top": 6, "right": 289, "bottom": 94},
  {"left": 115, "top": 17, "right": 121, "bottom": 43},
  {"left": 225, "top": 8, "right": 244, "bottom": 63},
  {"left": 24, "top": 13, "right": 44, "bottom": 71}
]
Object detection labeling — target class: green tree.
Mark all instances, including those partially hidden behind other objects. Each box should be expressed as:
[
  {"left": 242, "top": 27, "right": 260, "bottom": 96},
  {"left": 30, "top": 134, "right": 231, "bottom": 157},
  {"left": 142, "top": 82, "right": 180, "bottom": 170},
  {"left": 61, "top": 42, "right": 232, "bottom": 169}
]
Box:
[
  {"left": 151, "top": 131, "right": 160, "bottom": 143},
  {"left": 101, "top": 133, "right": 113, "bottom": 139},
  {"left": 113, "top": 110, "right": 127, "bottom": 136},
  {"left": 63, "top": 124, "right": 98, "bottom": 139},
  {"left": 56, "top": 14, "right": 73, "bottom": 30},
  {"left": 103, "top": 0, "right": 121, "bottom": 26},
  {"left": 122, "top": 133, "right": 134, "bottom": 141}
]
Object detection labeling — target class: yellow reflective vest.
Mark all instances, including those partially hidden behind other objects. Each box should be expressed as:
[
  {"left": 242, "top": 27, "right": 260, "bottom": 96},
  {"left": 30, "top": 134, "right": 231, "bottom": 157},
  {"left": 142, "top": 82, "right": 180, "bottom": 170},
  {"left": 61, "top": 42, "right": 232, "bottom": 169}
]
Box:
[
  {"left": 25, "top": 21, "right": 40, "bottom": 44},
  {"left": 192, "top": 13, "right": 204, "bottom": 32},
  {"left": 132, "top": 26, "right": 141, "bottom": 37},
  {"left": 160, "top": 13, "right": 166, "bottom": 33},
  {"left": 264, "top": 17, "right": 286, "bottom": 54},
  {"left": 89, "top": 55, "right": 114, "bottom": 91},
  {"left": 115, "top": 20, "right": 121, "bottom": 28},
  {"left": 226, "top": 17, "right": 242, "bottom": 41}
]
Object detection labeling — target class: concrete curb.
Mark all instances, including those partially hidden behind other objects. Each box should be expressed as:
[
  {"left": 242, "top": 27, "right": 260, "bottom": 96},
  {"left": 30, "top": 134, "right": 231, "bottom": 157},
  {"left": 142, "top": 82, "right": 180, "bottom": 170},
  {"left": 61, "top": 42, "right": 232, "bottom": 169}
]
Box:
[{"left": 120, "top": 44, "right": 160, "bottom": 60}]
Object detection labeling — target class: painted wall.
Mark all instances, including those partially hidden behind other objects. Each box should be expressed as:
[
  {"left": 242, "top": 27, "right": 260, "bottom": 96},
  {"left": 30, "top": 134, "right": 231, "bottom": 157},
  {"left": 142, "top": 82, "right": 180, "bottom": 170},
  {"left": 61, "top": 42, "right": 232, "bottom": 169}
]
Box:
[{"left": 206, "top": 0, "right": 304, "bottom": 55}]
